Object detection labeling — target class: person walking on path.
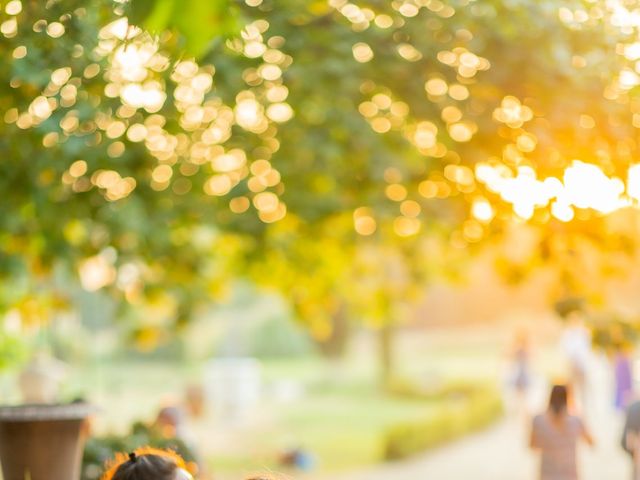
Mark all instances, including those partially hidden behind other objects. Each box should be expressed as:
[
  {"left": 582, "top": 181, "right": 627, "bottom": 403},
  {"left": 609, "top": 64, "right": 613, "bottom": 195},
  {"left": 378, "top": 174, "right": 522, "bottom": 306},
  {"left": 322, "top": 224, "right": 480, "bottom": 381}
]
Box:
[
  {"left": 614, "top": 343, "right": 634, "bottom": 412},
  {"left": 561, "top": 313, "right": 592, "bottom": 414},
  {"left": 622, "top": 398, "right": 640, "bottom": 479},
  {"left": 530, "top": 384, "right": 594, "bottom": 480},
  {"left": 508, "top": 329, "right": 533, "bottom": 418}
]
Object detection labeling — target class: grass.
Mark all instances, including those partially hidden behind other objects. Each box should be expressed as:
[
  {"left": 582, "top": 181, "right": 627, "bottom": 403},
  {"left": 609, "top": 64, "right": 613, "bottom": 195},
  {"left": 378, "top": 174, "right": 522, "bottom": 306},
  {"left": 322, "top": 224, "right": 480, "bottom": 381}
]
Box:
[
  {"left": 61, "top": 359, "right": 200, "bottom": 433},
  {"left": 203, "top": 385, "right": 443, "bottom": 474},
  {"left": 61, "top": 356, "right": 458, "bottom": 473},
  {"left": 277, "top": 389, "right": 441, "bottom": 471},
  {"left": 53, "top": 329, "right": 507, "bottom": 475}
]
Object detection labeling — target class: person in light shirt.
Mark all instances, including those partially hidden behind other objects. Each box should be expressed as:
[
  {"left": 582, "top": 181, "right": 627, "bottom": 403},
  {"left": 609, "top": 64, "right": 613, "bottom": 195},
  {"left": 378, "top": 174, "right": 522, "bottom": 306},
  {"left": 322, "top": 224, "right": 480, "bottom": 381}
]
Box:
[{"left": 560, "top": 312, "right": 592, "bottom": 413}]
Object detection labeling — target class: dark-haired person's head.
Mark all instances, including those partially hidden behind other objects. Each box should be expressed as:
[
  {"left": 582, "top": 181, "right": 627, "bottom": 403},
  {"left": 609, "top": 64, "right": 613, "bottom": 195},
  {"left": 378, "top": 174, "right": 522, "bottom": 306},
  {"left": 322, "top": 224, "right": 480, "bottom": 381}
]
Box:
[
  {"left": 548, "top": 384, "right": 568, "bottom": 415},
  {"left": 101, "top": 448, "right": 194, "bottom": 480}
]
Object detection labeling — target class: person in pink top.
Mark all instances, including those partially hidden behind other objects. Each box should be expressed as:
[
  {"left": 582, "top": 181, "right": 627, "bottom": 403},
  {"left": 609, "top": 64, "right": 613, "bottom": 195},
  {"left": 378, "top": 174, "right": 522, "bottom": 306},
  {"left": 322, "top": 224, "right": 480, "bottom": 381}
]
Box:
[{"left": 530, "top": 384, "right": 594, "bottom": 480}]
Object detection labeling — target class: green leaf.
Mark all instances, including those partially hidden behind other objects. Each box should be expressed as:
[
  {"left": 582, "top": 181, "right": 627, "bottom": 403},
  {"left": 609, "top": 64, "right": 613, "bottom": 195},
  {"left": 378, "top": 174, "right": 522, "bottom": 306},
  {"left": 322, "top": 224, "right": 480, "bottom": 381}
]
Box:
[
  {"left": 173, "top": 0, "right": 239, "bottom": 58},
  {"left": 129, "top": 0, "right": 240, "bottom": 58},
  {"left": 127, "top": 0, "right": 161, "bottom": 26},
  {"left": 142, "top": 0, "right": 176, "bottom": 32}
]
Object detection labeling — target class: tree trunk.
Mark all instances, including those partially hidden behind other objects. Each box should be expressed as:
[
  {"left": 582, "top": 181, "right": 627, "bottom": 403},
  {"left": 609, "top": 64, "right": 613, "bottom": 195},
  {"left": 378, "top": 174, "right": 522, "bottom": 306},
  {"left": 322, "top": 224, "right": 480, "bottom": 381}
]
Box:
[
  {"left": 379, "top": 323, "right": 394, "bottom": 386},
  {"left": 316, "top": 301, "right": 350, "bottom": 358}
]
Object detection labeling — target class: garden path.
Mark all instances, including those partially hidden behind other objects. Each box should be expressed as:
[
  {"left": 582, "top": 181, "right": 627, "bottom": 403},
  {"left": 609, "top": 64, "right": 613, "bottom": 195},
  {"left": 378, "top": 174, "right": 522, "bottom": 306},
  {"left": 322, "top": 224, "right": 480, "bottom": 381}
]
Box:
[
  {"left": 332, "top": 356, "right": 630, "bottom": 480},
  {"left": 331, "top": 415, "right": 627, "bottom": 480}
]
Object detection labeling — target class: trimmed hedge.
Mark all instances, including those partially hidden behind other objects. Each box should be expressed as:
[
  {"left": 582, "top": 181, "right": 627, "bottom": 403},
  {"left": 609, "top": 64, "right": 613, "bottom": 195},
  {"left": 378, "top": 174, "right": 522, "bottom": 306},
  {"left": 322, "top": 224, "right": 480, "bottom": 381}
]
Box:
[
  {"left": 383, "top": 383, "right": 503, "bottom": 460},
  {"left": 385, "top": 377, "right": 484, "bottom": 401}
]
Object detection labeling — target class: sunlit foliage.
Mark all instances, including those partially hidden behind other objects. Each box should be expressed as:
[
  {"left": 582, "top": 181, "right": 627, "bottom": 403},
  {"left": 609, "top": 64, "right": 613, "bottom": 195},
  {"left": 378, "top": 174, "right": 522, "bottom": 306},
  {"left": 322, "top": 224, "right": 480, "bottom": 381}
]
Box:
[{"left": 5, "top": 0, "right": 640, "bottom": 350}]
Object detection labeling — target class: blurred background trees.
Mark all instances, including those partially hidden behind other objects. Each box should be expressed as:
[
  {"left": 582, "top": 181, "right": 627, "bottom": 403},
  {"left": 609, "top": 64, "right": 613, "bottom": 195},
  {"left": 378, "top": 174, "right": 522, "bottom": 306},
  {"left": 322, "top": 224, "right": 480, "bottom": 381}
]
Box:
[{"left": 4, "top": 0, "right": 640, "bottom": 376}]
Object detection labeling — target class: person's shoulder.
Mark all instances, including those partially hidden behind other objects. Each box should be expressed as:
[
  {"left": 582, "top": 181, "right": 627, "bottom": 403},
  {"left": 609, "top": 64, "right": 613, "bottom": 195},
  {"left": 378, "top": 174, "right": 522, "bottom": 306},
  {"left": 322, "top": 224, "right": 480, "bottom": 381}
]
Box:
[
  {"left": 567, "top": 414, "right": 582, "bottom": 424},
  {"left": 532, "top": 413, "right": 546, "bottom": 426}
]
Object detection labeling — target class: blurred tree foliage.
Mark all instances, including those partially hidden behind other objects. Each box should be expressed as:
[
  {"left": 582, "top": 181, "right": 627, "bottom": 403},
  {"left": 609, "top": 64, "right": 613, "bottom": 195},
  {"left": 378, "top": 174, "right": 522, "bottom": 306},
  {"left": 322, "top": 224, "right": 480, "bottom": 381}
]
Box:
[{"left": 2, "top": 0, "right": 640, "bottom": 358}]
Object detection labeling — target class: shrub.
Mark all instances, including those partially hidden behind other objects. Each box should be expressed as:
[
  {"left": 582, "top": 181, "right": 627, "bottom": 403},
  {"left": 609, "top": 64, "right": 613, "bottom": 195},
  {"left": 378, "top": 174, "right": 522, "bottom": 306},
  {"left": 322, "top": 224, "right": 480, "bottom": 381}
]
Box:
[
  {"left": 383, "top": 382, "right": 503, "bottom": 461},
  {"left": 385, "top": 376, "right": 480, "bottom": 401},
  {"left": 0, "top": 333, "right": 28, "bottom": 371}
]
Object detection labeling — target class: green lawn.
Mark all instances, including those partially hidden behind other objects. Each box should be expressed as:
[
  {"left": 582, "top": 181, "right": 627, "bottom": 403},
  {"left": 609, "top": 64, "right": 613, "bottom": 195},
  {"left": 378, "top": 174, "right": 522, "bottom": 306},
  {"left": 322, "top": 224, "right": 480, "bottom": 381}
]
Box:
[
  {"left": 209, "top": 383, "right": 442, "bottom": 473},
  {"left": 55, "top": 330, "right": 506, "bottom": 476}
]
